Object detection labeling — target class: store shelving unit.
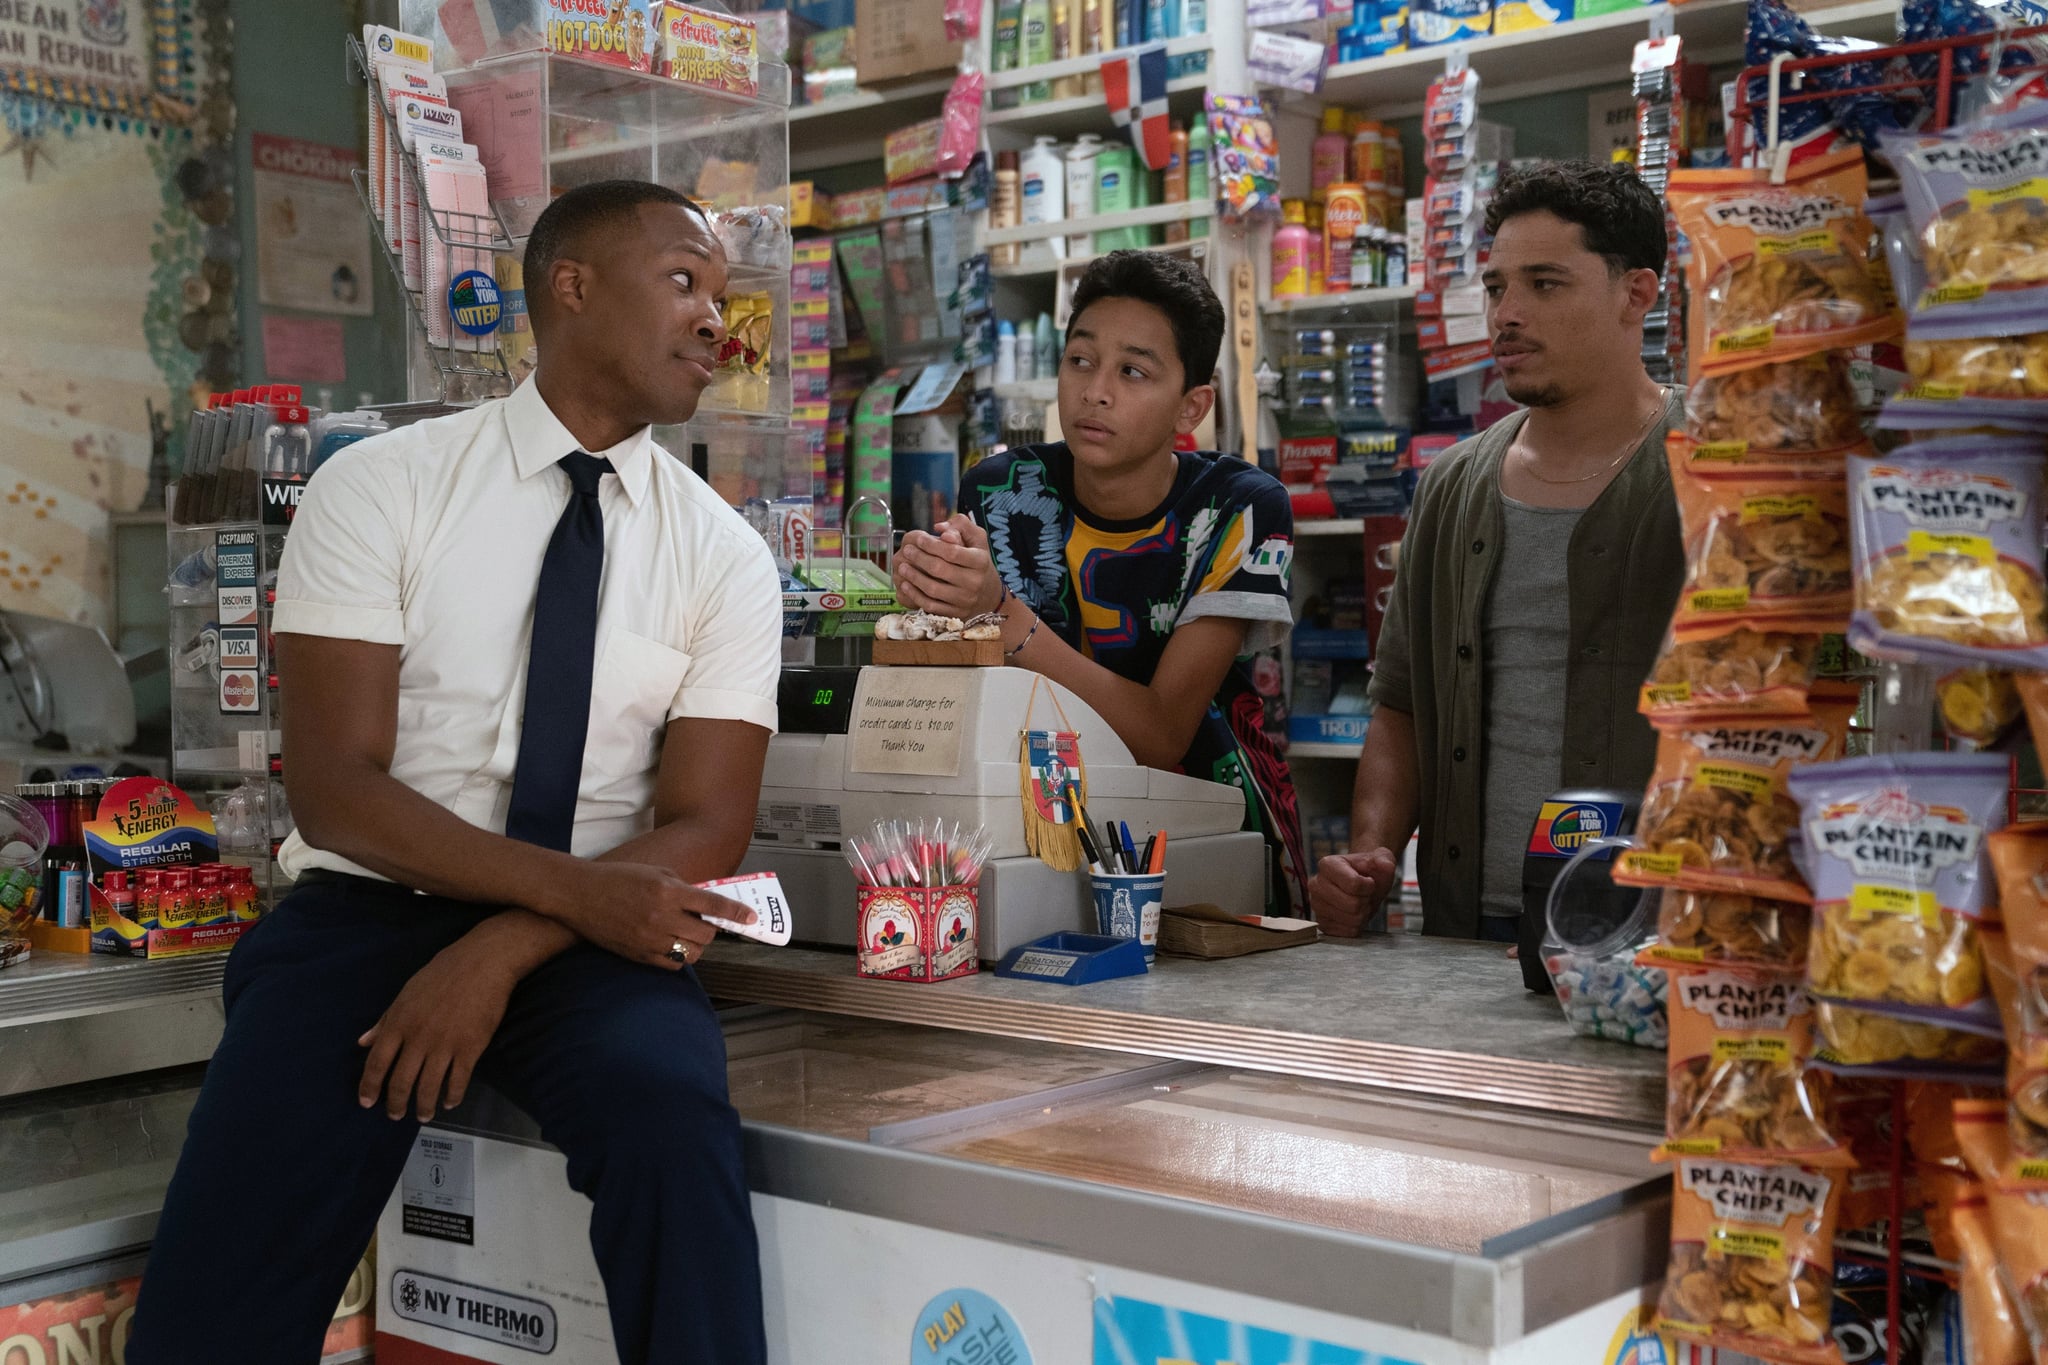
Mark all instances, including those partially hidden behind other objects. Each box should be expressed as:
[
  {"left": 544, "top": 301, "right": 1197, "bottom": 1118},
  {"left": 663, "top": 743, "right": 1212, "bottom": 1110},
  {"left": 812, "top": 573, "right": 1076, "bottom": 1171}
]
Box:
[
  {"left": 1305, "top": 0, "right": 1897, "bottom": 114},
  {"left": 789, "top": 74, "right": 956, "bottom": 173},
  {"left": 984, "top": 198, "right": 1213, "bottom": 248},
  {"left": 1262, "top": 285, "right": 1418, "bottom": 316}
]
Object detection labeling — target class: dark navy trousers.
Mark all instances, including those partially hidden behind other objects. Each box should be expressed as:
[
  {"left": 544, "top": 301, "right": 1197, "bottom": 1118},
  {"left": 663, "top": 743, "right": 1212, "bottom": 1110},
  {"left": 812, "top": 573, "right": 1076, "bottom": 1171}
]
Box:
[{"left": 128, "top": 875, "right": 766, "bottom": 1364}]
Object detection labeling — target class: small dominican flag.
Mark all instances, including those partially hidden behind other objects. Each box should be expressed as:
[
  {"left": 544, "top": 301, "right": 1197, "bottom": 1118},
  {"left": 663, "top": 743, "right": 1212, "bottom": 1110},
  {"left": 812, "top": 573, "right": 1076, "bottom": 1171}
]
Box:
[{"left": 1102, "top": 43, "right": 1173, "bottom": 172}]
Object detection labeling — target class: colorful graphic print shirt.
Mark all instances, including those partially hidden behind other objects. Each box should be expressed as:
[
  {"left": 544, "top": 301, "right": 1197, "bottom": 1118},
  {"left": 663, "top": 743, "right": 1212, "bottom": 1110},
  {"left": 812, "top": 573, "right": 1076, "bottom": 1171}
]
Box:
[{"left": 959, "top": 443, "right": 1307, "bottom": 912}]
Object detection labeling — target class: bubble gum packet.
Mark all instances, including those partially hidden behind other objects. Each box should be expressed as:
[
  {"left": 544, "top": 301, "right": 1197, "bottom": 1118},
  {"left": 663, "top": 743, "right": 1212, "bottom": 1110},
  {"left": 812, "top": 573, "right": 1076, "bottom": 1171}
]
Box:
[
  {"left": 1640, "top": 623, "right": 1822, "bottom": 725},
  {"left": 1658, "top": 968, "right": 1850, "bottom": 1165},
  {"left": 1847, "top": 437, "right": 2048, "bottom": 670},
  {"left": 1644, "top": 887, "right": 1814, "bottom": 974},
  {"left": 1676, "top": 353, "right": 1873, "bottom": 469},
  {"left": 1670, "top": 447, "right": 1854, "bottom": 635},
  {"left": 1790, "top": 752, "right": 2008, "bottom": 1034},
  {"left": 1654, "top": 1157, "right": 1845, "bottom": 1365},
  {"left": 1885, "top": 110, "right": 2048, "bottom": 341},
  {"left": 1617, "top": 686, "right": 1859, "bottom": 902},
  {"left": 1670, "top": 150, "right": 1900, "bottom": 378}
]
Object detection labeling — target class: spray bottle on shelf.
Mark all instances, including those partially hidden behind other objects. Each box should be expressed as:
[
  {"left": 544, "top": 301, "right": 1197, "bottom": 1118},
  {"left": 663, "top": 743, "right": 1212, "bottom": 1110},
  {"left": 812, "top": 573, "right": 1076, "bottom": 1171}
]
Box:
[
  {"left": 996, "top": 321, "right": 1019, "bottom": 384},
  {"left": 1311, "top": 107, "right": 1350, "bottom": 202},
  {"left": 1188, "top": 114, "right": 1210, "bottom": 240},
  {"left": 991, "top": 149, "right": 1022, "bottom": 267},
  {"left": 1035, "top": 313, "right": 1057, "bottom": 379},
  {"left": 1021, "top": 135, "right": 1067, "bottom": 259},
  {"left": 1065, "top": 134, "right": 1102, "bottom": 259},
  {"left": 1273, "top": 199, "right": 1314, "bottom": 299},
  {"left": 1163, "top": 119, "right": 1191, "bottom": 244}
]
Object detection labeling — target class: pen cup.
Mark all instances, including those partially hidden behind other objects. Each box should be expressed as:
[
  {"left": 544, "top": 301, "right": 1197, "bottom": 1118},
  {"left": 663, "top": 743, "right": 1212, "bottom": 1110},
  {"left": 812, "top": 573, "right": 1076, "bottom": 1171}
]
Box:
[
  {"left": 856, "top": 884, "right": 980, "bottom": 983},
  {"left": 1088, "top": 871, "right": 1164, "bottom": 964}
]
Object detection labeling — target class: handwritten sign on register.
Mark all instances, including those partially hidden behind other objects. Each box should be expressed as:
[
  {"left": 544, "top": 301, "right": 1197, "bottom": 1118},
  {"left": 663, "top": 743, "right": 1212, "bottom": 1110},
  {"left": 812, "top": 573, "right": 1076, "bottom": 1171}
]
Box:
[{"left": 848, "top": 668, "right": 970, "bottom": 777}]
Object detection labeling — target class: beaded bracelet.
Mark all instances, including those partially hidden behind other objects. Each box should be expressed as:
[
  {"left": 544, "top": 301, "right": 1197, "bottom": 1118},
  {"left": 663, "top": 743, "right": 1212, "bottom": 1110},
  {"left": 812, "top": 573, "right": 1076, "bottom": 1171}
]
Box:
[{"left": 1006, "top": 612, "right": 1040, "bottom": 657}]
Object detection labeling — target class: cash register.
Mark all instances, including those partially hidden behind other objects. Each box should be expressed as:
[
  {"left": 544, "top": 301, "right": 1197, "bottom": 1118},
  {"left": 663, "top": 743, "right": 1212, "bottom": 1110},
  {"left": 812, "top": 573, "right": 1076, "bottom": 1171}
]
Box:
[{"left": 744, "top": 665, "right": 1269, "bottom": 960}]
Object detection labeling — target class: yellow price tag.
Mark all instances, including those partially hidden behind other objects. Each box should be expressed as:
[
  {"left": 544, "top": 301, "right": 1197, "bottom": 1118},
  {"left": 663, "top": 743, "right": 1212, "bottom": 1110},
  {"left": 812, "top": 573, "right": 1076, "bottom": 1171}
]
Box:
[
  {"left": 1742, "top": 494, "right": 1820, "bottom": 522},
  {"left": 1695, "top": 763, "right": 1775, "bottom": 800},
  {"left": 1919, "top": 280, "right": 1988, "bottom": 308},
  {"left": 1709, "top": 1228, "right": 1785, "bottom": 1261},
  {"left": 1966, "top": 178, "right": 2048, "bottom": 211},
  {"left": 1907, "top": 530, "right": 1995, "bottom": 564},
  {"left": 1902, "top": 382, "right": 1965, "bottom": 402},
  {"left": 2021, "top": 1159, "right": 2048, "bottom": 1182},
  {"left": 1624, "top": 851, "right": 1685, "bottom": 878},
  {"left": 1713, "top": 1035, "right": 1793, "bottom": 1065},
  {"left": 1849, "top": 883, "right": 1940, "bottom": 924},
  {"left": 1658, "top": 946, "right": 1707, "bottom": 964},
  {"left": 1690, "top": 587, "right": 1752, "bottom": 613},
  {"left": 1661, "top": 1137, "right": 1723, "bottom": 1157},
  {"left": 1757, "top": 229, "right": 1841, "bottom": 256},
  {"left": 1643, "top": 682, "right": 1694, "bottom": 706},
  {"left": 1693, "top": 440, "right": 1751, "bottom": 461},
  {"left": 1715, "top": 324, "right": 1776, "bottom": 354}
]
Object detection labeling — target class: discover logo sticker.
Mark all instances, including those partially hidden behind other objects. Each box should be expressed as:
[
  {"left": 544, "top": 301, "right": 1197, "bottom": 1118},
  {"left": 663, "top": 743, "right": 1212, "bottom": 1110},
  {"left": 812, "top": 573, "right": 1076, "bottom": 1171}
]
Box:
[{"left": 389, "top": 1269, "right": 557, "bottom": 1353}]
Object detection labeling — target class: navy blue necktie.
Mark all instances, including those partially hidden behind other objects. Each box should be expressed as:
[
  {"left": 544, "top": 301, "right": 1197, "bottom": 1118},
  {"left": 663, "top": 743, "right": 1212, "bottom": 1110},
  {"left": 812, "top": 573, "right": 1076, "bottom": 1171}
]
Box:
[{"left": 505, "top": 452, "right": 614, "bottom": 851}]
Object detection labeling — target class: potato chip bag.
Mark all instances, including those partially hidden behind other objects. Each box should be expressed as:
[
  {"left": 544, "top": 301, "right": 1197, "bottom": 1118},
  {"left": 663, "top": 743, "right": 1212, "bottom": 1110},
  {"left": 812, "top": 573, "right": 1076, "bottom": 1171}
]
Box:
[
  {"left": 1618, "top": 687, "right": 1859, "bottom": 902},
  {"left": 2011, "top": 1060, "right": 2048, "bottom": 1167},
  {"left": 1659, "top": 969, "right": 1849, "bottom": 1165},
  {"left": 1791, "top": 752, "right": 2009, "bottom": 1033},
  {"left": 2018, "top": 673, "right": 2048, "bottom": 769},
  {"left": 1813, "top": 999, "right": 2006, "bottom": 1074},
  {"left": 1646, "top": 888, "right": 1813, "bottom": 973},
  {"left": 1940, "top": 667, "right": 2026, "bottom": 748},
  {"left": 1848, "top": 438, "right": 2048, "bottom": 670},
  {"left": 1950, "top": 1187, "right": 2035, "bottom": 1365},
  {"left": 1654, "top": 1158, "right": 1845, "bottom": 1364},
  {"left": 1991, "top": 821, "right": 2048, "bottom": 989},
  {"left": 1677, "top": 354, "right": 1874, "bottom": 469},
  {"left": 1640, "top": 624, "right": 1822, "bottom": 725},
  {"left": 1885, "top": 113, "right": 2048, "bottom": 341},
  {"left": 1671, "top": 150, "right": 1900, "bottom": 378},
  {"left": 1836, "top": 1083, "right": 1898, "bottom": 1232},
  {"left": 1671, "top": 447, "right": 1854, "bottom": 635}
]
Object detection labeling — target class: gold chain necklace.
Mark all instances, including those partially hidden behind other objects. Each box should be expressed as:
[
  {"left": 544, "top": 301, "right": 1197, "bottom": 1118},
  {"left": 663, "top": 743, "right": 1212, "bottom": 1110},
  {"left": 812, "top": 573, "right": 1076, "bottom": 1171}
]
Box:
[{"left": 1514, "top": 389, "right": 1668, "bottom": 487}]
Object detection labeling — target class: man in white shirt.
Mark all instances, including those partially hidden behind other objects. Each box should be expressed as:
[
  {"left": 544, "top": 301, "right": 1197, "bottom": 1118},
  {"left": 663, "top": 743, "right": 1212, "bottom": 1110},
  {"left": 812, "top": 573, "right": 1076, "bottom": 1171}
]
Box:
[{"left": 130, "top": 181, "right": 783, "bottom": 1364}]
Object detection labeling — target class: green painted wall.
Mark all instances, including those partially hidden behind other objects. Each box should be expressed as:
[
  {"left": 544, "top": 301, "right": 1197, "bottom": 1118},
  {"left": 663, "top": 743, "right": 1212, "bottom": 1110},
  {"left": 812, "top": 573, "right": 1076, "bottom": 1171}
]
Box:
[{"left": 231, "top": 0, "right": 408, "bottom": 405}]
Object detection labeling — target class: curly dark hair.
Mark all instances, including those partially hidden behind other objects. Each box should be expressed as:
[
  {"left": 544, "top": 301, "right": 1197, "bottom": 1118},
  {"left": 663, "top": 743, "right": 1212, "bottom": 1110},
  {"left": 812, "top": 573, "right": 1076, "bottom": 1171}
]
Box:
[
  {"left": 1067, "top": 250, "right": 1225, "bottom": 391},
  {"left": 1483, "top": 160, "right": 1667, "bottom": 277}
]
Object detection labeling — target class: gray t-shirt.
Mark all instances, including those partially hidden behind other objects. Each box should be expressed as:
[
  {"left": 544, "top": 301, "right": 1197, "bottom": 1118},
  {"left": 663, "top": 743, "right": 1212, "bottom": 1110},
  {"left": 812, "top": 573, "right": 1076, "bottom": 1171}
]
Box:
[{"left": 1478, "top": 493, "right": 1585, "bottom": 918}]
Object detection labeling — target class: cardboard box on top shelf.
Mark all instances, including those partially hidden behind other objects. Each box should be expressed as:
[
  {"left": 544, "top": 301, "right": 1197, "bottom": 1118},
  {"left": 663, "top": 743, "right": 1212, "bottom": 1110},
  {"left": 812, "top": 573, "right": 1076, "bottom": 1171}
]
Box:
[{"left": 854, "top": 0, "right": 957, "bottom": 83}]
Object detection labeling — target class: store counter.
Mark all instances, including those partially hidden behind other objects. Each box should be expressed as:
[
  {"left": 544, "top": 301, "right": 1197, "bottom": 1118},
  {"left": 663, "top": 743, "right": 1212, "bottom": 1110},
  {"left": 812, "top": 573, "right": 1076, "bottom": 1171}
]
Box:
[
  {"left": 697, "top": 931, "right": 1666, "bottom": 1127},
  {"left": 0, "top": 936, "right": 1674, "bottom": 1364}
]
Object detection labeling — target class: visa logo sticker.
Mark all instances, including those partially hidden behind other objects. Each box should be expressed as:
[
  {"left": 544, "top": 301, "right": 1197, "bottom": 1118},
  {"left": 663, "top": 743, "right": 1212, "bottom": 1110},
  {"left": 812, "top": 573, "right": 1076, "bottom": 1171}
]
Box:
[{"left": 1526, "top": 801, "right": 1625, "bottom": 859}]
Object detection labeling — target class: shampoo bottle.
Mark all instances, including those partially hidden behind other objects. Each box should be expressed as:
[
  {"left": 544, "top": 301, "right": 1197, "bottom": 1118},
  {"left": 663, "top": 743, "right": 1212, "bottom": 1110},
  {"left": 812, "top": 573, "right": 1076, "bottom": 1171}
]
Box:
[
  {"left": 1021, "top": 136, "right": 1067, "bottom": 259},
  {"left": 1188, "top": 114, "right": 1211, "bottom": 240},
  {"left": 1021, "top": 0, "right": 1053, "bottom": 102},
  {"left": 1065, "top": 134, "right": 1102, "bottom": 259},
  {"left": 991, "top": 149, "right": 1022, "bottom": 267}
]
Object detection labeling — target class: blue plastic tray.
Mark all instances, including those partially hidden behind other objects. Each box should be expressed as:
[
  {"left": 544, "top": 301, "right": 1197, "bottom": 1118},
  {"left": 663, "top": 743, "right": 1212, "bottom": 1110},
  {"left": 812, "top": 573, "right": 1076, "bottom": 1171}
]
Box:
[{"left": 994, "top": 932, "right": 1150, "bottom": 985}]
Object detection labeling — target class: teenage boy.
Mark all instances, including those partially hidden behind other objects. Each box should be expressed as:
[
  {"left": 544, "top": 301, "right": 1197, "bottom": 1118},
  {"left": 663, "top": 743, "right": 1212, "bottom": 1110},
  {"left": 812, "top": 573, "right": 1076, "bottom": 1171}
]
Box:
[
  {"left": 1308, "top": 160, "right": 1684, "bottom": 944},
  {"left": 894, "top": 251, "right": 1306, "bottom": 912},
  {"left": 129, "top": 181, "right": 780, "bottom": 1363}
]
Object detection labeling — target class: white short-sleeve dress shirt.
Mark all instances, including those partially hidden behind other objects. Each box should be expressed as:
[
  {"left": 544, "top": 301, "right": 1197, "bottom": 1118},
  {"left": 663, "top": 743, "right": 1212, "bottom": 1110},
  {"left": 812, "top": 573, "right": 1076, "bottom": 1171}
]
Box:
[{"left": 272, "top": 378, "right": 783, "bottom": 880}]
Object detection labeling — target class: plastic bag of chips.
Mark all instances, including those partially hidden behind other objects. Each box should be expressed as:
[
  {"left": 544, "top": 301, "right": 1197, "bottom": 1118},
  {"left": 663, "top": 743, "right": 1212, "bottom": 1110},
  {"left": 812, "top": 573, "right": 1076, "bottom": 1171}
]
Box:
[
  {"left": 1847, "top": 437, "right": 2048, "bottom": 670},
  {"left": 1984, "top": 927, "right": 2048, "bottom": 1073},
  {"left": 1949, "top": 1187, "right": 2036, "bottom": 1365},
  {"left": 1960, "top": 1094, "right": 2048, "bottom": 1191},
  {"left": 1676, "top": 353, "right": 1871, "bottom": 468},
  {"left": 1988, "top": 826, "right": 2048, "bottom": 1068},
  {"left": 1670, "top": 150, "right": 1900, "bottom": 378},
  {"left": 1940, "top": 667, "right": 2026, "bottom": 748},
  {"left": 1956, "top": 1106, "right": 2048, "bottom": 1359},
  {"left": 1618, "top": 688, "right": 1859, "bottom": 902},
  {"left": 1886, "top": 110, "right": 2048, "bottom": 340},
  {"left": 1654, "top": 1156, "right": 1845, "bottom": 1364},
  {"left": 1812, "top": 999, "right": 2006, "bottom": 1074},
  {"left": 1646, "top": 888, "right": 1814, "bottom": 974},
  {"left": 1659, "top": 969, "right": 1848, "bottom": 1165},
  {"left": 1640, "top": 624, "right": 1821, "bottom": 724},
  {"left": 1882, "top": 333, "right": 2048, "bottom": 432},
  {"left": 1670, "top": 448, "right": 1854, "bottom": 635},
  {"left": 1791, "top": 752, "right": 2008, "bottom": 1033}
]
